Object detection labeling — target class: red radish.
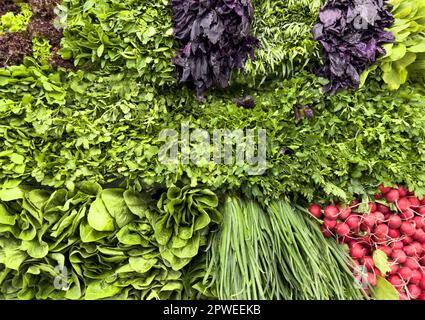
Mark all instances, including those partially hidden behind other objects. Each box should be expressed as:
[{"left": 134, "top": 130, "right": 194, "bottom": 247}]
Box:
[
  {"left": 308, "top": 204, "right": 322, "bottom": 218},
  {"left": 378, "top": 245, "right": 392, "bottom": 256},
  {"left": 390, "top": 241, "right": 404, "bottom": 250},
  {"left": 404, "top": 245, "right": 417, "bottom": 257},
  {"left": 408, "top": 197, "right": 420, "bottom": 208},
  {"left": 350, "top": 245, "right": 366, "bottom": 259},
  {"left": 386, "top": 189, "right": 400, "bottom": 203},
  {"left": 399, "top": 292, "right": 409, "bottom": 300},
  {"left": 367, "top": 272, "right": 377, "bottom": 287},
  {"left": 409, "top": 269, "right": 422, "bottom": 285},
  {"left": 397, "top": 197, "right": 411, "bottom": 212},
  {"left": 398, "top": 267, "right": 413, "bottom": 281},
  {"left": 411, "top": 242, "right": 423, "bottom": 255},
  {"left": 374, "top": 193, "right": 382, "bottom": 200},
  {"left": 388, "top": 229, "right": 400, "bottom": 239},
  {"left": 398, "top": 186, "right": 408, "bottom": 197},
  {"left": 414, "top": 216, "right": 424, "bottom": 229},
  {"left": 374, "top": 268, "right": 382, "bottom": 277},
  {"left": 407, "top": 191, "right": 415, "bottom": 196},
  {"left": 421, "top": 256, "right": 425, "bottom": 266},
  {"left": 389, "top": 261, "right": 399, "bottom": 275},
  {"left": 335, "top": 223, "right": 350, "bottom": 237},
  {"left": 362, "top": 214, "right": 377, "bottom": 229},
  {"left": 400, "top": 222, "right": 416, "bottom": 236},
  {"left": 413, "top": 229, "right": 425, "bottom": 242},
  {"left": 361, "top": 256, "right": 374, "bottom": 270},
  {"left": 417, "top": 207, "right": 425, "bottom": 216},
  {"left": 373, "top": 224, "right": 388, "bottom": 240},
  {"left": 320, "top": 225, "right": 332, "bottom": 238},
  {"left": 421, "top": 196, "right": 425, "bottom": 205},
  {"left": 418, "top": 294, "right": 425, "bottom": 300},
  {"left": 400, "top": 209, "right": 414, "bottom": 220},
  {"left": 368, "top": 202, "right": 377, "bottom": 213},
  {"left": 388, "top": 215, "right": 402, "bottom": 229},
  {"left": 404, "top": 257, "right": 419, "bottom": 270},
  {"left": 402, "top": 236, "right": 414, "bottom": 245},
  {"left": 324, "top": 218, "right": 337, "bottom": 230},
  {"left": 379, "top": 184, "right": 391, "bottom": 194},
  {"left": 372, "top": 211, "right": 385, "bottom": 224},
  {"left": 346, "top": 215, "right": 360, "bottom": 232},
  {"left": 377, "top": 204, "right": 390, "bottom": 214},
  {"left": 324, "top": 205, "right": 339, "bottom": 220},
  {"left": 392, "top": 249, "right": 407, "bottom": 263},
  {"left": 339, "top": 207, "right": 351, "bottom": 220},
  {"left": 389, "top": 274, "right": 403, "bottom": 288},
  {"left": 407, "top": 284, "right": 421, "bottom": 299},
  {"left": 420, "top": 278, "right": 425, "bottom": 290}
]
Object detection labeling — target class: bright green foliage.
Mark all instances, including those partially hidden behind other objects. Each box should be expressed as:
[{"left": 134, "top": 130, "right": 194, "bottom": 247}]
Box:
[
  {"left": 60, "top": 0, "right": 176, "bottom": 86},
  {"left": 155, "top": 186, "right": 222, "bottom": 271},
  {"left": 0, "top": 2, "right": 32, "bottom": 34},
  {"left": 1, "top": 61, "right": 425, "bottom": 201},
  {"left": 0, "top": 182, "right": 216, "bottom": 299},
  {"left": 206, "top": 197, "right": 366, "bottom": 300},
  {"left": 239, "top": 0, "right": 324, "bottom": 85},
  {"left": 32, "top": 38, "right": 52, "bottom": 66},
  {"left": 362, "top": 0, "right": 425, "bottom": 90}
]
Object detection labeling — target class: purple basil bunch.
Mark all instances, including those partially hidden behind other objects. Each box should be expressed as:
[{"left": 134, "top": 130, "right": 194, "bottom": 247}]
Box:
[
  {"left": 172, "top": 0, "right": 259, "bottom": 100},
  {"left": 312, "top": 0, "right": 395, "bottom": 94}
]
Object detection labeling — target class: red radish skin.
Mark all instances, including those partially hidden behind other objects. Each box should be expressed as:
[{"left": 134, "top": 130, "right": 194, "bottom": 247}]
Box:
[
  {"left": 392, "top": 249, "right": 407, "bottom": 264},
  {"left": 409, "top": 269, "right": 422, "bottom": 285},
  {"left": 361, "top": 215, "right": 377, "bottom": 229},
  {"left": 411, "top": 242, "right": 423, "bottom": 256},
  {"left": 361, "top": 256, "right": 374, "bottom": 270},
  {"left": 308, "top": 204, "right": 322, "bottom": 218},
  {"left": 335, "top": 223, "right": 350, "bottom": 237},
  {"left": 320, "top": 225, "right": 332, "bottom": 238},
  {"left": 378, "top": 245, "right": 392, "bottom": 256},
  {"left": 400, "top": 222, "right": 416, "bottom": 236},
  {"left": 368, "top": 202, "right": 377, "bottom": 213},
  {"left": 388, "top": 228, "right": 400, "bottom": 239},
  {"left": 350, "top": 246, "right": 366, "bottom": 259},
  {"left": 420, "top": 278, "right": 425, "bottom": 290},
  {"left": 373, "top": 224, "right": 389, "bottom": 240},
  {"left": 407, "top": 284, "right": 421, "bottom": 299},
  {"left": 379, "top": 184, "right": 392, "bottom": 194},
  {"left": 404, "top": 257, "right": 419, "bottom": 270},
  {"left": 389, "top": 261, "right": 398, "bottom": 275},
  {"left": 338, "top": 207, "right": 351, "bottom": 220},
  {"left": 372, "top": 212, "right": 385, "bottom": 224},
  {"left": 346, "top": 215, "right": 360, "bottom": 232},
  {"left": 389, "top": 274, "right": 403, "bottom": 288},
  {"left": 324, "top": 205, "right": 339, "bottom": 220},
  {"left": 388, "top": 215, "right": 402, "bottom": 229},
  {"left": 402, "top": 236, "right": 414, "bottom": 245},
  {"left": 398, "top": 267, "right": 413, "bottom": 281},
  {"left": 413, "top": 229, "right": 425, "bottom": 242},
  {"left": 400, "top": 209, "right": 414, "bottom": 220},
  {"left": 374, "top": 193, "right": 382, "bottom": 200},
  {"left": 390, "top": 241, "right": 404, "bottom": 250},
  {"left": 418, "top": 294, "right": 425, "bottom": 300},
  {"left": 417, "top": 207, "right": 425, "bottom": 216},
  {"left": 367, "top": 273, "right": 377, "bottom": 287},
  {"left": 414, "top": 216, "right": 424, "bottom": 229},
  {"left": 397, "top": 197, "right": 411, "bottom": 212},
  {"left": 398, "top": 186, "right": 407, "bottom": 198},
  {"left": 408, "top": 197, "right": 420, "bottom": 208},
  {"left": 323, "top": 218, "right": 337, "bottom": 230},
  {"left": 399, "top": 292, "right": 409, "bottom": 300},
  {"left": 404, "top": 245, "right": 417, "bottom": 257},
  {"left": 386, "top": 189, "right": 400, "bottom": 203},
  {"left": 377, "top": 204, "right": 390, "bottom": 214},
  {"left": 421, "top": 196, "right": 425, "bottom": 205}
]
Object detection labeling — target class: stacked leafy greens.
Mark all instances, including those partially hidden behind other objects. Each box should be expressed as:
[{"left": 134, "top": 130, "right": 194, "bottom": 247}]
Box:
[
  {"left": 0, "top": 182, "right": 217, "bottom": 299},
  {"left": 313, "top": 0, "right": 395, "bottom": 93},
  {"left": 171, "top": 0, "right": 259, "bottom": 100},
  {"left": 361, "top": 0, "right": 425, "bottom": 89}
]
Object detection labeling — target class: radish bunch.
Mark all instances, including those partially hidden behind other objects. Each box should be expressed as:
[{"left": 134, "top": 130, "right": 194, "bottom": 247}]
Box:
[{"left": 309, "top": 185, "right": 425, "bottom": 300}]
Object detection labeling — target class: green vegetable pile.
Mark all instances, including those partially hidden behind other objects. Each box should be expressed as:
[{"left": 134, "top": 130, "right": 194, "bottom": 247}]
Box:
[{"left": 0, "top": 0, "right": 424, "bottom": 300}]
